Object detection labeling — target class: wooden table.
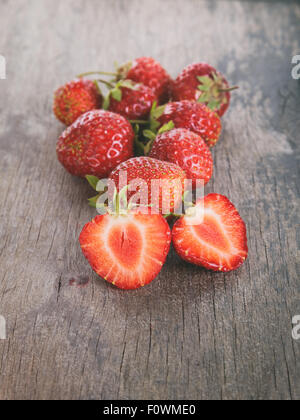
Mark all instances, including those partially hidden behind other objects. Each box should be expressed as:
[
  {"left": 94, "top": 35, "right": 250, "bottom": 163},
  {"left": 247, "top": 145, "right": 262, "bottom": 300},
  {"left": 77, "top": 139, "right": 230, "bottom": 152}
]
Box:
[{"left": 0, "top": 0, "right": 299, "bottom": 400}]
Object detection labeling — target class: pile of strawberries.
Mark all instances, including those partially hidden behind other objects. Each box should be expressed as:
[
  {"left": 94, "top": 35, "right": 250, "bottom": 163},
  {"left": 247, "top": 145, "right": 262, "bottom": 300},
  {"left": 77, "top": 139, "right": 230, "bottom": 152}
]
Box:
[{"left": 54, "top": 57, "right": 248, "bottom": 290}]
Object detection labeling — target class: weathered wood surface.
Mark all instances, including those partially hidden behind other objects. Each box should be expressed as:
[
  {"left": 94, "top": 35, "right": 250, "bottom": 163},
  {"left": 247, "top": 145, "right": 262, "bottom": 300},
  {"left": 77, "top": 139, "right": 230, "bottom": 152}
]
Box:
[{"left": 0, "top": 0, "right": 299, "bottom": 400}]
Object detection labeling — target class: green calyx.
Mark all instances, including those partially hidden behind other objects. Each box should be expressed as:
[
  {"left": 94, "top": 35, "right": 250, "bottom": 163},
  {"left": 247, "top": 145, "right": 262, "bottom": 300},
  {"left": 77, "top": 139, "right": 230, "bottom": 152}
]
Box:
[
  {"left": 149, "top": 101, "right": 175, "bottom": 136},
  {"left": 77, "top": 61, "right": 133, "bottom": 85},
  {"left": 86, "top": 175, "right": 106, "bottom": 192},
  {"left": 158, "top": 120, "right": 175, "bottom": 134},
  {"left": 86, "top": 176, "right": 197, "bottom": 219},
  {"left": 111, "top": 185, "right": 131, "bottom": 215},
  {"left": 131, "top": 102, "right": 175, "bottom": 156},
  {"left": 115, "top": 61, "right": 133, "bottom": 81},
  {"left": 77, "top": 65, "right": 136, "bottom": 110},
  {"left": 197, "top": 73, "right": 238, "bottom": 111},
  {"left": 103, "top": 79, "right": 136, "bottom": 110},
  {"left": 88, "top": 195, "right": 102, "bottom": 208},
  {"left": 141, "top": 121, "right": 175, "bottom": 155},
  {"left": 86, "top": 175, "right": 107, "bottom": 210},
  {"left": 86, "top": 176, "right": 138, "bottom": 216},
  {"left": 149, "top": 101, "right": 166, "bottom": 132}
]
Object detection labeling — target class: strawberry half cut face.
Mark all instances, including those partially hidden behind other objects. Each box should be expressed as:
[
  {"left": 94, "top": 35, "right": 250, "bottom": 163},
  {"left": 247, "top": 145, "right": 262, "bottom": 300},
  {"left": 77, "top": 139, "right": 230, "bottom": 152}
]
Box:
[
  {"left": 79, "top": 213, "right": 171, "bottom": 290},
  {"left": 172, "top": 194, "right": 248, "bottom": 272}
]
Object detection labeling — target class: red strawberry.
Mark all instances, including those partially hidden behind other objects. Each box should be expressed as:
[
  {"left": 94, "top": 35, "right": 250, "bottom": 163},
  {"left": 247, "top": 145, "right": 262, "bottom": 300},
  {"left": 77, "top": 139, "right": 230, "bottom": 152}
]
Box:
[
  {"left": 109, "top": 157, "right": 186, "bottom": 215},
  {"left": 53, "top": 79, "right": 102, "bottom": 126},
  {"left": 172, "top": 63, "right": 238, "bottom": 117},
  {"left": 56, "top": 110, "right": 134, "bottom": 178},
  {"left": 172, "top": 194, "right": 248, "bottom": 272},
  {"left": 156, "top": 101, "right": 222, "bottom": 147},
  {"left": 79, "top": 211, "right": 171, "bottom": 290},
  {"left": 149, "top": 128, "right": 213, "bottom": 187},
  {"left": 107, "top": 81, "right": 157, "bottom": 120},
  {"left": 119, "top": 57, "right": 172, "bottom": 104}
]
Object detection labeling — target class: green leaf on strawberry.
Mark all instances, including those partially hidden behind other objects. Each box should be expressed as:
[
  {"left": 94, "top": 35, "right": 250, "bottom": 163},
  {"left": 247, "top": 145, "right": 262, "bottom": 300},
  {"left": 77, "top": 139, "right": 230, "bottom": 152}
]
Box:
[
  {"left": 143, "top": 130, "right": 156, "bottom": 141},
  {"left": 150, "top": 101, "right": 166, "bottom": 132},
  {"left": 103, "top": 94, "right": 110, "bottom": 110},
  {"left": 111, "top": 87, "right": 122, "bottom": 101},
  {"left": 158, "top": 121, "right": 175, "bottom": 134},
  {"left": 197, "top": 75, "right": 213, "bottom": 85},
  {"left": 86, "top": 175, "right": 100, "bottom": 191},
  {"left": 88, "top": 194, "right": 101, "bottom": 208},
  {"left": 118, "top": 80, "right": 135, "bottom": 90}
]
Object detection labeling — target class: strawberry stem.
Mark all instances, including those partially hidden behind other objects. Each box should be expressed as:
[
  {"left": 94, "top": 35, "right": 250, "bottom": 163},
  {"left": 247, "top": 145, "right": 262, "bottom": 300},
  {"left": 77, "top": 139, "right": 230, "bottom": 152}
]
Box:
[
  {"left": 77, "top": 71, "right": 118, "bottom": 78},
  {"left": 109, "top": 186, "right": 130, "bottom": 216},
  {"left": 97, "top": 79, "right": 115, "bottom": 89},
  {"left": 129, "top": 120, "right": 149, "bottom": 125},
  {"left": 143, "top": 138, "right": 155, "bottom": 155},
  {"left": 219, "top": 85, "right": 239, "bottom": 93}
]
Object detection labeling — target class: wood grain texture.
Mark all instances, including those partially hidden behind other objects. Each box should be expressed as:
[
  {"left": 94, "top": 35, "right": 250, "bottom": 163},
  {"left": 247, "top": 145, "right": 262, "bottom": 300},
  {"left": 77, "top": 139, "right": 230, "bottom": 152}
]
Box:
[{"left": 0, "top": 0, "right": 299, "bottom": 400}]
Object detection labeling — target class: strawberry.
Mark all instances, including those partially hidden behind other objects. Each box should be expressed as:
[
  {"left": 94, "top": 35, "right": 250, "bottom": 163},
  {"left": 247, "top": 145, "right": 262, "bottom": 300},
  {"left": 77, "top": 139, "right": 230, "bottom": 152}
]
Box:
[
  {"left": 149, "top": 128, "right": 213, "bottom": 186},
  {"left": 106, "top": 80, "right": 157, "bottom": 120},
  {"left": 172, "top": 194, "right": 248, "bottom": 272},
  {"left": 53, "top": 79, "right": 102, "bottom": 126},
  {"left": 154, "top": 101, "right": 222, "bottom": 148},
  {"left": 118, "top": 57, "right": 172, "bottom": 104},
  {"left": 79, "top": 209, "right": 171, "bottom": 290},
  {"left": 109, "top": 157, "right": 186, "bottom": 215},
  {"left": 56, "top": 110, "right": 134, "bottom": 178},
  {"left": 172, "top": 63, "right": 238, "bottom": 117}
]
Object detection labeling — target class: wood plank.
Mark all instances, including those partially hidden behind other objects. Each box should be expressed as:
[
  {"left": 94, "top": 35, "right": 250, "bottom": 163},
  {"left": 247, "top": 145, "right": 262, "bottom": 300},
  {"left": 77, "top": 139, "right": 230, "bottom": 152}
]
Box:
[{"left": 0, "top": 0, "right": 299, "bottom": 400}]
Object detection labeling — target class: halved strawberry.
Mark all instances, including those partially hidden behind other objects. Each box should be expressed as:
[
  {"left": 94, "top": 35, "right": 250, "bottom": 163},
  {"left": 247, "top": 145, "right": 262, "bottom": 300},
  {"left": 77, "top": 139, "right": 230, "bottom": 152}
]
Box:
[
  {"left": 79, "top": 212, "right": 171, "bottom": 290},
  {"left": 172, "top": 194, "right": 248, "bottom": 272}
]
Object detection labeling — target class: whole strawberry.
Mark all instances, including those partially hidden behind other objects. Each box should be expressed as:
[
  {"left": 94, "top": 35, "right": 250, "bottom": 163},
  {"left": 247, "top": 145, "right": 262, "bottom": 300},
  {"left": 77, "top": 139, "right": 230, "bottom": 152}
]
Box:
[
  {"left": 149, "top": 128, "right": 213, "bottom": 187},
  {"left": 109, "top": 157, "right": 186, "bottom": 215},
  {"left": 172, "top": 63, "right": 238, "bottom": 117},
  {"left": 118, "top": 57, "right": 172, "bottom": 104},
  {"left": 155, "top": 101, "right": 222, "bottom": 148},
  {"left": 172, "top": 194, "right": 248, "bottom": 272},
  {"left": 53, "top": 79, "right": 102, "bottom": 126},
  {"left": 56, "top": 110, "right": 134, "bottom": 178},
  {"left": 107, "top": 80, "right": 157, "bottom": 120}
]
